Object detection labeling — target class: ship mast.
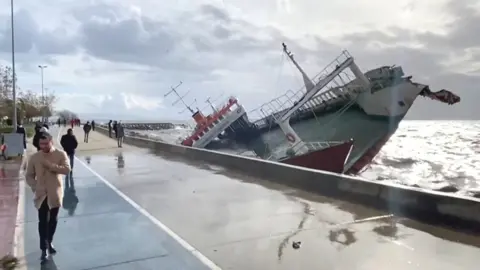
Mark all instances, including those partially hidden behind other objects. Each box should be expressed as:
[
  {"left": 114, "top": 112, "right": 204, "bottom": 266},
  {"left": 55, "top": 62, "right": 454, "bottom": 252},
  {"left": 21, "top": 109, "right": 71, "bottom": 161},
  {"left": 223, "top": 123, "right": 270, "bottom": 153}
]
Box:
[
  {"left": 180, "top": 99, "right": 198, "bottom": 114},
  {"left": 164, "top": 81, "right": 195, "bottom": 114},
  {"left": 282, "top": 43, "right": 315, "bottom": 92},
  {"left": 204, "top": 97, "right": 217, "bottom": 113},
  {"left": 203, "top": 93, "right": 224, "bottom": 113}
]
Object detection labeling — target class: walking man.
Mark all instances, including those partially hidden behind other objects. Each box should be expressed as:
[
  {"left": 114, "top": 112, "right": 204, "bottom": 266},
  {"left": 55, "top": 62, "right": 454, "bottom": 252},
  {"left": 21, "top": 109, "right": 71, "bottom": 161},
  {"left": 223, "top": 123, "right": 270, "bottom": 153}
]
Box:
[
  {"left": 60, "top": 128, "right": 78, "bottom": 181},
  {"left": 83, "top": 121, "right": 92, "bottom": 143},
  {"left": 25, "top": 131, "right": 71, "bottom": 262},
  {"left": 91, "top": 120, "right": 96, "bottom": 131},
  {"left": 116, "top": 121, "right": 125, "bottom": 147}
]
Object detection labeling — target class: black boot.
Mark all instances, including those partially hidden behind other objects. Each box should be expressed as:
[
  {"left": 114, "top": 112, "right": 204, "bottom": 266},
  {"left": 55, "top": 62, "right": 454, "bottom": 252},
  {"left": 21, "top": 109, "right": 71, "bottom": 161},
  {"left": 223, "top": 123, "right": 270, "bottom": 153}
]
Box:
[{"left": 40, "top": 250, "right": 47, "bottom": 262}]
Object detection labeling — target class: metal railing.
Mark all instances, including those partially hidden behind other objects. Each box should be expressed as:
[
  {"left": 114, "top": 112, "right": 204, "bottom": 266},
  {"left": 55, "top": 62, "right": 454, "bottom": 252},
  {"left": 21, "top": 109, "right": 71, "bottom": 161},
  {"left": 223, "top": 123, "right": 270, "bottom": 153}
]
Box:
[{"left": 265, "top": 140, "right": 346, "bottom": 160}]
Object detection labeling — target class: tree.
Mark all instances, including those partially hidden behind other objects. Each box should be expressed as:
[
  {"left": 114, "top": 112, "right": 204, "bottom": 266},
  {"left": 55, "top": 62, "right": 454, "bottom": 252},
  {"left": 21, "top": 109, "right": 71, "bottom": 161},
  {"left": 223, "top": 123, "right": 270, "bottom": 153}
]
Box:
[
  {"left": 18, "top": 90, "right": 41, "bottom": 119},
  {"left": 0, "top": 64, "right": 62, "bottom": 124}
]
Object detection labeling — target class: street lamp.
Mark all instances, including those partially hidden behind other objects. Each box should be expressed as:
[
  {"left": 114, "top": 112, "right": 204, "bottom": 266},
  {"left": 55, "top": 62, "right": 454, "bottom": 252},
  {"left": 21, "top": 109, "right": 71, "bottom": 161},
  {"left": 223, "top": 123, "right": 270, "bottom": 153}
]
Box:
[
  {"left": 10, "top": 0, "right": 17, "bottom": 130},
  {"left": 38, "top": 65, "right": 47, "bottom": 122}
]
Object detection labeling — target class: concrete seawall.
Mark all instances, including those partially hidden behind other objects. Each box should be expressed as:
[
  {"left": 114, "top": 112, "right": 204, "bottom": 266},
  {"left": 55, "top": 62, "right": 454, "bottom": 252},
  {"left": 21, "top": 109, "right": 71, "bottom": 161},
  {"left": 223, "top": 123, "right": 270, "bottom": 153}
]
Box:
[
  {"left": 95, "top": 125, "right": 480, "bottom": 231},
  {"left": 102, "top": 122, "right": 183, "bottom": 130}
]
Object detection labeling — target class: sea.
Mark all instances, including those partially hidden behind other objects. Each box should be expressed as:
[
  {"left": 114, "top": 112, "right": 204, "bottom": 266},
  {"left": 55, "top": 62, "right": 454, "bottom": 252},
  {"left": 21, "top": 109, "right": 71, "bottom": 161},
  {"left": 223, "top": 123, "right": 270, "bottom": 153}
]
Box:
[{"left": 127, "top": 120, "right": 480, "bottom": 198}]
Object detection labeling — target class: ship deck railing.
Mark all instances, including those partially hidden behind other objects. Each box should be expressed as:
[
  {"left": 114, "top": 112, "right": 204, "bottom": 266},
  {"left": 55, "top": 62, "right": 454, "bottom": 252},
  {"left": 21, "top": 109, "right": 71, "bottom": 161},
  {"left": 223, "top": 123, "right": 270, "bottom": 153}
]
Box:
[{"left": 248, "top": 50, "right": 361, "bottom": 128}]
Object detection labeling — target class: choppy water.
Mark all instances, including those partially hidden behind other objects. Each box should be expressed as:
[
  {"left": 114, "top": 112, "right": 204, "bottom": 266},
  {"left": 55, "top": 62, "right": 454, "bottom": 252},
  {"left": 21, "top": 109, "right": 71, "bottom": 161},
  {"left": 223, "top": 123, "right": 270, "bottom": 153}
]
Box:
[{"left": 131, "top": 120, "right": 480, "bottom": 197}]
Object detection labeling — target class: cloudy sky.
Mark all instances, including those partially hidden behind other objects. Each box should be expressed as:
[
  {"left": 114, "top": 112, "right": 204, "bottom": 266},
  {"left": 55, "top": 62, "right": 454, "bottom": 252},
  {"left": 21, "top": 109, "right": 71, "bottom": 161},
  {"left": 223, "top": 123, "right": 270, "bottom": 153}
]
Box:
[{"left": 0, "top": 0, "right": 478, "bottom": 120}]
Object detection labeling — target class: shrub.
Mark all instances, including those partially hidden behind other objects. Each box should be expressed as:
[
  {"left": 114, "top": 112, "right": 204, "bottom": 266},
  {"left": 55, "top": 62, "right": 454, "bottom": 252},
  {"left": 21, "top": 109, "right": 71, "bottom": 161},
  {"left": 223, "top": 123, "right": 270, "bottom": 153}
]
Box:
[{"left": 0, "top": 126, "right": 35, "bottom": 138}]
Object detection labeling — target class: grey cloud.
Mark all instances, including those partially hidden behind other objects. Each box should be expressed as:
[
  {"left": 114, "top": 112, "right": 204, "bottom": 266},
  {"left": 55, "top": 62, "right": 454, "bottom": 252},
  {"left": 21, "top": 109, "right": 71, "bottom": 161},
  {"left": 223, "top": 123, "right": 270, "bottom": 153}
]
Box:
[
  {"left": 213, "top": 25, "right": 232, "bottom": 39},
  {"left": 0, "top": 9, "right": 37, "bottom": 53},
  {"left": 199, "top": 4, "right": 231, "bottom": 23},
  {"left": 417, "top": 1, "right": 480, "bottom": 51},
  {"left": 0, "top": 8, "right": 78, "bottom": 64}
]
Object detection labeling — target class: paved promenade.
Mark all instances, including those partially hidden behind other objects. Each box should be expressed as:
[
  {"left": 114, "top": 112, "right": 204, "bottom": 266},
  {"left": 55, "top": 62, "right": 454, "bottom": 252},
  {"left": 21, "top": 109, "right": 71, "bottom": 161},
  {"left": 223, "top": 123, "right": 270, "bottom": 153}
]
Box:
[
  {"left": 13, "top": 126, "right": 480, "bottom": 269},
  {"left": 0, "top": 158, "right": 23, "bottom": 257}
]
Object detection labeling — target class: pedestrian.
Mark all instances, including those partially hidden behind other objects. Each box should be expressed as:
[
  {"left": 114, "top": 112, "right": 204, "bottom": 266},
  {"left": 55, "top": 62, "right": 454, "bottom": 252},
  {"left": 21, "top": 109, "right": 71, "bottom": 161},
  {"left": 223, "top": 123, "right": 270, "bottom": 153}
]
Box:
[
  {"left": 33, "top": 127, "right": 48, "bottom": 151},
  {"left": 25, "top": 131, "right": 71, "bottom": 262},
  {"left": 91, "top": 120, "right": 96, "bottom": 131},
  {"left": 83, "top": 121, "right": 92, "bottom": 143},
  {"left": 113, "top": 121, "right": 118, "bottom": 138},
  {"left": 108, "top": 120, "right": 113, "bottom": 138},
  {"left": 60, "top": 128, "right": 78, "bottom": 181},
  {"left": 116, "top": 121, "right": 125, "bottom": 147},
  {"left": 16, "top": 121, "right": 26, "bottom": 151}
]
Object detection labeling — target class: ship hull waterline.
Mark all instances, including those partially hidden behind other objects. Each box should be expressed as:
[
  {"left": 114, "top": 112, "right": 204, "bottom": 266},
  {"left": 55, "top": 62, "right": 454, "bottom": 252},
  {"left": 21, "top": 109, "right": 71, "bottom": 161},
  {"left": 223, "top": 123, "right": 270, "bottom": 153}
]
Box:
[
  {"left": 279, "top": 140, "right": 354, "bottom": 174},
  {"left": 247, "top": 106, "right": 405, "bottom": 174}
]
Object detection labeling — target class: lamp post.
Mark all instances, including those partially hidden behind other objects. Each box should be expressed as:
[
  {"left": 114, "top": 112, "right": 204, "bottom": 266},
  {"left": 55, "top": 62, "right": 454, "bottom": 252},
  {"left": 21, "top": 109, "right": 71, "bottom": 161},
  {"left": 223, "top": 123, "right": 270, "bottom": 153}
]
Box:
[
  {"left": 44, "top": 87, "right": 50, "bottom": 121},
  {"left": 10, "top": 0, "right": 17, "bottom": 130},
  {"left": 38, "top": 65, "right": 47, "bottom": 122}
]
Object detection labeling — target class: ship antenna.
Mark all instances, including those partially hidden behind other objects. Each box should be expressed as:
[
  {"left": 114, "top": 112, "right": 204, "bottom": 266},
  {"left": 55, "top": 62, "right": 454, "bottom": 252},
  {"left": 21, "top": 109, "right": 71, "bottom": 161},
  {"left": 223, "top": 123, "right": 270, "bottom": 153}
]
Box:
[{"left": 164, "top": 81, "right": 195, "bottom": 114}]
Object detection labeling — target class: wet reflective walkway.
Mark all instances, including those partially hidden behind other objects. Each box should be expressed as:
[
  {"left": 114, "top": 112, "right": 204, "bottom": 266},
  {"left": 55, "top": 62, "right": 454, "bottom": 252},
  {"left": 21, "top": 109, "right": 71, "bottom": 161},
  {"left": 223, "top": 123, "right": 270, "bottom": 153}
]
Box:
[{"left": 15, "top": 127, "right": 480, "bottom": 269}]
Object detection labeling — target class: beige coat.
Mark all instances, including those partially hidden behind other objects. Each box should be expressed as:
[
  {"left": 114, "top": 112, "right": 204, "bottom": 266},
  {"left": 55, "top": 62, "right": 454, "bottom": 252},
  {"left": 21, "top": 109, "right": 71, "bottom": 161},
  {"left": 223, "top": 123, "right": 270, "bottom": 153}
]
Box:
[{"left": 26, "top": 147, "right": 71, "bottom": 209}]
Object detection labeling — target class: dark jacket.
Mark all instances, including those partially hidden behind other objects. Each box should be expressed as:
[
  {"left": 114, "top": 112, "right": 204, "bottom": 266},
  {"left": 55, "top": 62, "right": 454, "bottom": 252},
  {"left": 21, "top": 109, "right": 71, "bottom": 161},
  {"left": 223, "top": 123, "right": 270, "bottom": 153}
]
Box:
[
  {"left": 16, "top": 125, "right": 26, "bottom": 148},
  {"left": 32, "top": 132, "right": 41, "bottom": 151},
  {"left": 116, "top": 124, "right": 125, "bottom": 137},
  {"left": 83, "top": 124, "right": 92, "bottom": 133},
  {"left": 60, "top": 134, "right": 78, "bottom": 155}
]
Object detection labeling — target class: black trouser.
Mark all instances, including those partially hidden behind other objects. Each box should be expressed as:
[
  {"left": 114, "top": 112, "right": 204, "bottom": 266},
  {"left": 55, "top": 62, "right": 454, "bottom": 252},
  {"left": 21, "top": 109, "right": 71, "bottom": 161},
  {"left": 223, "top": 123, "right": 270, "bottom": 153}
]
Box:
[
  {"left": 38, "top": 198, "right": 60, "bottom": 250},
  {"left": 67, "top": 153, "right": 74, "bottom": 180},
  {"left": 84, "top": 132, "right": 89, "bottom": 143},
  {"left": 108, "top": 128, "right": 112, "bottom": 138}
]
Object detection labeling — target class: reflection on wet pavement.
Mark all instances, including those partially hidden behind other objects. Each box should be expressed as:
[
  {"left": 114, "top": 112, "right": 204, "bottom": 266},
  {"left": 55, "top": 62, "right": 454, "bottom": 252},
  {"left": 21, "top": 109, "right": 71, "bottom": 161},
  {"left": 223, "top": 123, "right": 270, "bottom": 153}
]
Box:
[
  {"left": 116, "top": 153, "right": 125, "bottom": 169},
  {"left": 62, "top": 176, "right": 79, "bottom": 216}
]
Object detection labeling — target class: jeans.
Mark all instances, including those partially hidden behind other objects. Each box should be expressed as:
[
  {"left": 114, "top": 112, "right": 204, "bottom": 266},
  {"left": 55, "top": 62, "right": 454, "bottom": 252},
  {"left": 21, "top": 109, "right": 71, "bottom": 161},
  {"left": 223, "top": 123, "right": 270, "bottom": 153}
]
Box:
[{"left": 38, "top": 198, "right": 59, "bottom": 250}]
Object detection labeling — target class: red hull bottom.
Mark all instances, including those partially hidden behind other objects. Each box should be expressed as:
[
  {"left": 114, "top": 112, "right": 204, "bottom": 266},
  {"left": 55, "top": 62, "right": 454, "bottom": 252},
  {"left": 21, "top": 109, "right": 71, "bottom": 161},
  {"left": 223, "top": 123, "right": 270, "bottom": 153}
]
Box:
[
  {"left": 279, "top": 140, "right": 354, "bottom": 174},
  {"left": 346, "top": 133, "right": 393, "bottom": 175}
]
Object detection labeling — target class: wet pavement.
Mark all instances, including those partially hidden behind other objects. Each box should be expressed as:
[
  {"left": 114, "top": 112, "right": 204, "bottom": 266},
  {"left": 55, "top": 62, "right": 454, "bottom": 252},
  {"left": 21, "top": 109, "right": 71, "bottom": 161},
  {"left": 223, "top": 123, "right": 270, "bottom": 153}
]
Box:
[
  {"left": 15, "top": 128, "right": 480, "bottom": 269},
  {"left": 0, "top": 159, "right": 23, "bottom": 257}
]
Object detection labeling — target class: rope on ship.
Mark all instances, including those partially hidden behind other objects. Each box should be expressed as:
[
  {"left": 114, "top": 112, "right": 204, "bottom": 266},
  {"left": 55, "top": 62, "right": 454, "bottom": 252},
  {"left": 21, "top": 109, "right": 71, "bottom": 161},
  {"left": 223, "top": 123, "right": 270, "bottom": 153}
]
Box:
[{"left": 262, "top": 52, "right": 287, "bottom": 156}]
